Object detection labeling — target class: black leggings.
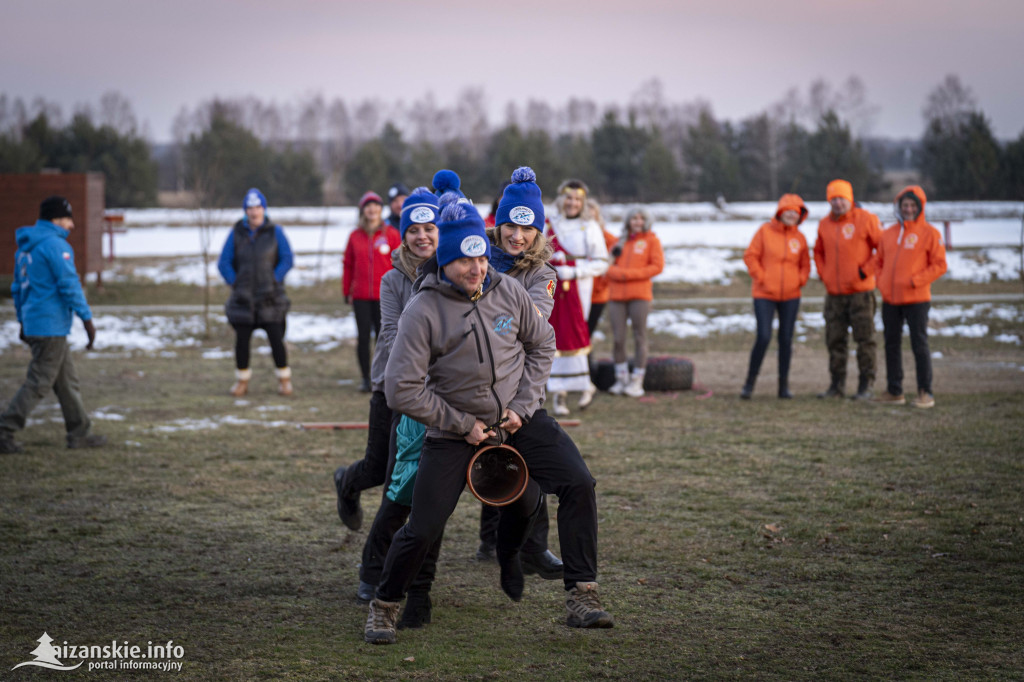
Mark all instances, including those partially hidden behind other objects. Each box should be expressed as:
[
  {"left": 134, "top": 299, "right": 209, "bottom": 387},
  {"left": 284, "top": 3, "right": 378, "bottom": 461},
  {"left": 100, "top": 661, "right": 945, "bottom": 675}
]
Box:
[
  {"left": 352, "top": 299, "right": 381, "bottom": 382},
  {"left": 232, "top": 321, "right": 288, "bottom": 369}
]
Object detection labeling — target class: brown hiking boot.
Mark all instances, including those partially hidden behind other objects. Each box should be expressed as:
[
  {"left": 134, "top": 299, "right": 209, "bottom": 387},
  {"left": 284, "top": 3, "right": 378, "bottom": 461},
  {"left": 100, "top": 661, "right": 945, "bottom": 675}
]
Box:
[
  {"left": 364, "top": 598, "right": 400, "bottom": 644},
  {"left": 230, "top": 369, "right": 251, "bottom": 397},
  {"left": 911, "top": 390, "right": 935, "bottom": 409},
  {"left": 566, "top": 582, "right": 614, "bottom": 629},
  {"left": 873, "top": 391, "right": 906, "bottom": 405},
  {"left": 276, "top": 367, "right": 293, "bottom": 396}
]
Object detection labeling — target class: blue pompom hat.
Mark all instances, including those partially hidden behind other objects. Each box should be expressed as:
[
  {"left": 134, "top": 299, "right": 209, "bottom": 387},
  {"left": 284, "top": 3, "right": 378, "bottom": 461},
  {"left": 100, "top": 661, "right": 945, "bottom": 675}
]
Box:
[
  {"left": 432, "top": 169, "right": 464, "bottom": 198},
  {"left": 243, "top": 188, "right": 267, "bottom": 212},
  {"left": 435, "top": 192, "right": 491, "bottom": 268},
  {"left": 399, "top": 187, "right": 440, "bottom": 239},
  {"left": 494, "top": 167, "right": 544, "bottom": 231}
]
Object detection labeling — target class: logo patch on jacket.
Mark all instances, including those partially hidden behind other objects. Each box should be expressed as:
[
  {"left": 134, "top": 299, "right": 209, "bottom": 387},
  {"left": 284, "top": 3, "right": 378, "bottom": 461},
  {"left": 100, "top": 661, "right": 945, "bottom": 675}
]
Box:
[
  {"left": 492, "top": 313, "right": 515, "bottom": 336},
  {"left": 904, "top": 233, "right": 918, "bottom": 249},
  {"left": 788, "top": 238, "right": 801, "bottom": 254},
  {"left": 633, "top": 240, "right": 647, "bottom": 254},
  {"left": 374, "top": 235, "right": 391, "bottom": 255},
  {"left": 546, "top": 279, "right": 555, "bottom": 298},
  {"left": 62, "top": 252, "right": 71, "bottom": 260},
  {"left": 842, "top": 224, "right": 856, "bottom": 239}
]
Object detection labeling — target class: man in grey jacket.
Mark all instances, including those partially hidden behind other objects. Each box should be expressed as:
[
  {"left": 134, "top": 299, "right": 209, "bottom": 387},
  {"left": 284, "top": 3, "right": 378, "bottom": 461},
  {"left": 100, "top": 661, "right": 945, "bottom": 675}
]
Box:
[{"left": 364, "top": 197, "right": 613, "bottom": 645}]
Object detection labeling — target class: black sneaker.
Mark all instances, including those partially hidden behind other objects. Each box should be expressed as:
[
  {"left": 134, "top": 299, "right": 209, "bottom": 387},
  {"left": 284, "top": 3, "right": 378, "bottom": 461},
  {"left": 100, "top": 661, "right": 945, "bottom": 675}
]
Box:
[
  {"left": 566, "top": 582, "right": 614, "bottom": 629},
  {"left": 356, "top": 581, "right": 376, "bottom": 604},
  {"left": 475, "top": 540, "right": 496, "bottom": 562},
  {"left": 397, "top": 592, "right": 432, "bottom": 630},
  {"left": 521, "top": 550, "right": 563, "bottom": 580},
  {"left": 497, "top": 550, "right": 524, "bottom": 602},
  {"left": 67, "top": 434, "right": 107, "bottom": 450},
  {"left": 333, "top": 466, "right": 363, "bottom": 530},
  {"left": 816, "top": 386, "right": 844, "bottom": 399},
  {"left": 0, "top": 431, "right": 24, "bottom": 454}
]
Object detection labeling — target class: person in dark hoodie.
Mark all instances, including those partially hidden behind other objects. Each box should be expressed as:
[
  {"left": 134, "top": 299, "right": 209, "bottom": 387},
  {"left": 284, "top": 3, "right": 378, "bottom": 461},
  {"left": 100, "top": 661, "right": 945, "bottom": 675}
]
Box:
[
  {"left": 364, "top": 193, "right": 612, "bottom": 646},
  {"left": 385, "top": 182, "right": 410, "bottom": 232},
  {"left": 1, "top": 196, "right": 106, "bottom": 454},
  {"left": 217, "top": 188, "right": 295, "bottom": 397}
]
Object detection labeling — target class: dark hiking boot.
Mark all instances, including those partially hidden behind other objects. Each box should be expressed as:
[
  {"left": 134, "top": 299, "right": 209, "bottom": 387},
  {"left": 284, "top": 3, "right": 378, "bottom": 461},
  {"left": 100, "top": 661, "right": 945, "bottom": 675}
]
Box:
[
  {"left": 817, "top": 385, "right": 844, "bottom": 399},
  {"left": 777, "top": 386, "right": 793, "bottom": 399},
  {"left": 397, "top": 592, "right": 432, "bottom": 630},
  {"left": 333, "top": 466, "right": 363, "bottom": 530},
  {"left": 521, "top": 550, "right": 563, "bottom": 580},
  {"left": 67, "top": 434, "right": 107, "bottom": 450},
  {"left": 851, "top": 377, "right": 874, "bottom": 401},
  {"left": 475, "top": 540, "right": 496, "bottom": 562},
  {"left": 364, "top": 598, "right": 400, "bottom": 644},
  {"left": 740, "top": 383, "right": 754, "bottom": 400},
  {"left": 356, "top": 581, "right": 376, "bottom": 604},
  {"left": 0, "top": 431, "right": 24, "bottom": 454},
  {"left": 497, "top": 550, "right": 524, "bottom": 602},
  {"left": 566, "top": 582, "right": 614, "bottom": 629}
]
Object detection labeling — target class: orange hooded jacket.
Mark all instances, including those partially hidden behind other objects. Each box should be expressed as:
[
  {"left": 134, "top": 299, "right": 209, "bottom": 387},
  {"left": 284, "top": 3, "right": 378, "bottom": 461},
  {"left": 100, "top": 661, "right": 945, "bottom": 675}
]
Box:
[
  {"left": 875, "top": 186, "right": 947, "bottom": 305},
  {"left": 591, "top": 229, "right": 620, "bottom": 305},
  {"left": 813, "top": 205, "right": 882, "bottom": 295},
  {"left": 744, "top": 194, "right": 811, "bottom": 301},
  {"left": 607, "top": 230, "right": 665, "bottom": 301}
]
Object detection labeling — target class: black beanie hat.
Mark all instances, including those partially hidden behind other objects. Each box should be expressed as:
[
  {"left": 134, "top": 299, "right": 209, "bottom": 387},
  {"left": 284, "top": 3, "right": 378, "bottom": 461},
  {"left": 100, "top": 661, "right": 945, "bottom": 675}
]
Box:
[{"left": 39, "top": 196, "right": 73, "bottom": 221}]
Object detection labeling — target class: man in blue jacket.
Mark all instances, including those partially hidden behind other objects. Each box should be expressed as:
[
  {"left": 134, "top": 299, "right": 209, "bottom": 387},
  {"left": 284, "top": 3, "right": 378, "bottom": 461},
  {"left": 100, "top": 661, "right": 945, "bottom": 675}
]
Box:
[{"left": 1, "top": 196, "right": 106, "bottom": 454}]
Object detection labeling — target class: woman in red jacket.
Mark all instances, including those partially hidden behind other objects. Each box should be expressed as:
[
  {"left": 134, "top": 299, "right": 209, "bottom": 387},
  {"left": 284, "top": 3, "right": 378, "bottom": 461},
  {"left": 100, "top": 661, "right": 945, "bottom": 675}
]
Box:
[
  {"left": 741, "top": 194, "right": 811, "bottom": 399},
  {"left": 342, "top": 191, "right": 401, "bottom": 392},
  {"left": 606, "top": 207, "right": 665, "bottom": 397}
]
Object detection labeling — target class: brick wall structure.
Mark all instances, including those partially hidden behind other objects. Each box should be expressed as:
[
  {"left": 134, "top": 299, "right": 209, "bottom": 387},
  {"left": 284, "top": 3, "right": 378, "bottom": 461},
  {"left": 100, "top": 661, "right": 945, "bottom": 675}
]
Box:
[{"left": 0, "top": 173, "right": 105, "bottom": 278}]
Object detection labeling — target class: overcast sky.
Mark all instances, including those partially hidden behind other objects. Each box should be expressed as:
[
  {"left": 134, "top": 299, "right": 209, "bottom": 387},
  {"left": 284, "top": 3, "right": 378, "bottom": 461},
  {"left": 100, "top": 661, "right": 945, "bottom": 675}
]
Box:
[{"left": 3, "top": 0, "right": 1022, "bottom": 142}]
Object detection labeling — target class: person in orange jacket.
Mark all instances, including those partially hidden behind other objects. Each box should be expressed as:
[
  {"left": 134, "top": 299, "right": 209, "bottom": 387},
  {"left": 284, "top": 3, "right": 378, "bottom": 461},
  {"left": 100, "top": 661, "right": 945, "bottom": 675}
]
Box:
[
  {"left": 606, "top": 207, "right": 665, "bottom": 397},
  {"left": 813, "top": 179, "right": 882, "bottom": 400},
  {"left": 741, "top": 194, "right": 811, "bottom": 399},
  {"left": 587, "top": 200, "right": 618, "bottom": 337},
  {"left": 873, "top": 186, "right": 947, "bottom": 408}
]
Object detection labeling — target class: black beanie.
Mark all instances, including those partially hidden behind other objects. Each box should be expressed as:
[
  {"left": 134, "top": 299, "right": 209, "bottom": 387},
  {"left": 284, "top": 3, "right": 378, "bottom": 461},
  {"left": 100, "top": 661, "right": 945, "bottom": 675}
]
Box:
[{"left": 39, "top": 196, "right": 73, "bottom": 221}]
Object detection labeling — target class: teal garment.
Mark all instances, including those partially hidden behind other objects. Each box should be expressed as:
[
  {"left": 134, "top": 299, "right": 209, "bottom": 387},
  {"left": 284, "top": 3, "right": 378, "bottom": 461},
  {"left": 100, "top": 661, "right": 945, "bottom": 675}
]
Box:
[{"left": 386, "top": 416, "right": 426, "bottom": 505}]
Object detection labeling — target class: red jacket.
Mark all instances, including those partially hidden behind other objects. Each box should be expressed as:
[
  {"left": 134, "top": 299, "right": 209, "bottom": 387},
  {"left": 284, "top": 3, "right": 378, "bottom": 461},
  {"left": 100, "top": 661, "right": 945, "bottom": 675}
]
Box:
[
  {"left": 875, "top": 186, "right": 947, "bottom": 305},
  {"left": 744, "top": 194, "right": 811, "bottom": 301},
  {"left": 814, "top": 206, "right": 882, "bottom": 295},
  {"left": 607, "top": 231, "right": 665, "bottom": 301},
  {"left": 342, "top": 225, "right": 401, "bottom": 300}
]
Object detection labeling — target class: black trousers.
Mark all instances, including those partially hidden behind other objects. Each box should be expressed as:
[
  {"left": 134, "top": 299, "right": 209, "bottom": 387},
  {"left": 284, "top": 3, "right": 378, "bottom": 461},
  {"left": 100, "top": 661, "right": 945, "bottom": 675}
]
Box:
[
  {"left": 231, "top": 321, "right": 287, "bottom": 369},
  {"left": 479, "top": 495, "right": 551, "bottom": 554},
  {"left": 587, "top": 301, "right": 607, "bottom": 337},
  {"left": 377, "top": 410, "right": 597, "bottom": 600},
  {"left": 339, "top": 391, "right": 393, "bottom": 498},
  {"left": 882, "top": 301, "right": 932, "bottom": 395},
  {"left": 361, "top": 497, "right": 443, "bottom": 595},
  {"left": 352, "top": 299, "right": 381, "bottom": 383}
]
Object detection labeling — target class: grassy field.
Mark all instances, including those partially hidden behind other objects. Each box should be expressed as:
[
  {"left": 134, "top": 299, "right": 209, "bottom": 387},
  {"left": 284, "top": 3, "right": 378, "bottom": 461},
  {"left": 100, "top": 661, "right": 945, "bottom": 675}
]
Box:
[{"left": 1, "top": 277, "right": 1022, "bottom": 680}]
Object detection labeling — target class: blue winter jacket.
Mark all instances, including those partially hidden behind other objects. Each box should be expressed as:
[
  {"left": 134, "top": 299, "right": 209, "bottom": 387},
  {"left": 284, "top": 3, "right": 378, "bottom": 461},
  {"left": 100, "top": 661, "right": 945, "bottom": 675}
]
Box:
[{"left": 10, "top": 220, "right": 93, "bottom": 336}]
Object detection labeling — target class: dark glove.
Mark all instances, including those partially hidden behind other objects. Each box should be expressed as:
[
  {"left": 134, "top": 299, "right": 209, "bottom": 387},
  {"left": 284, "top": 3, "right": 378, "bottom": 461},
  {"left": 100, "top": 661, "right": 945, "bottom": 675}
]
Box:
[
  {"left": 344, "top": 295, "right": 352, "bottom": 305},
  {"left": 19, "top": 325, "right": 27, "bottom": 344},
  {"left": 858, "top": 267, "right": 867, "bottom": 280},
  {"left": 84, "top": 319, "right": 96, "bottom": 350}
]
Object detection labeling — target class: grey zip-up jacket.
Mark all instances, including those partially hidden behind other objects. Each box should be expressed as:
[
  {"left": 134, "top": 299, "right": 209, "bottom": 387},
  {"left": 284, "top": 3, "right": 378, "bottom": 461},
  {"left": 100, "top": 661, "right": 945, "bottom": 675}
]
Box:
[
  {"left": 384, "top": 267, "right": 555, "bottom": 440},
  {"left": 370, "top": 249, "right": 421, "bottom": 392}
]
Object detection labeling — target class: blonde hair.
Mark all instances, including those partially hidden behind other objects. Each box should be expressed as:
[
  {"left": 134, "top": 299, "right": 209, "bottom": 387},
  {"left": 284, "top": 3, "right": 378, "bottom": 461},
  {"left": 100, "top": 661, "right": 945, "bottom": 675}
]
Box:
[
  {"left": 554, "top": 178, "right": 594, "bottom": 220},
  {"left": 488, "top": 225, "right": 554, "bottom": 273}
]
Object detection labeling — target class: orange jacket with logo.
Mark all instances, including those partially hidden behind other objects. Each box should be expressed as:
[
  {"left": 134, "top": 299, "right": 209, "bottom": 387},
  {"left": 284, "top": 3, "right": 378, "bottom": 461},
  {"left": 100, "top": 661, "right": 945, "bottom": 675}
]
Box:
[
  {"left": 875, "top": 186, "right": 947, "bottom": 305},
  {"left": 607, "top": 231, "right": 665, "bottom": 301},
  {"left": 813, "top": 206, "right": 882, "bottom": 295},
  {"left": 591, "top": 229, "right": 620, "bottom": 305},
  {"left": 744, "top": 194, "right": 811, "bottom": 301}
]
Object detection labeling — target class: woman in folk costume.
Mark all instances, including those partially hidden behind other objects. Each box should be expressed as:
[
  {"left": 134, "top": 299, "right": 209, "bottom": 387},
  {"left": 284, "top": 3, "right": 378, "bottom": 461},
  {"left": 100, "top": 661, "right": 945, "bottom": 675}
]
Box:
[{"left": 545, "top": 179, "right": 609, "bottom": 415}]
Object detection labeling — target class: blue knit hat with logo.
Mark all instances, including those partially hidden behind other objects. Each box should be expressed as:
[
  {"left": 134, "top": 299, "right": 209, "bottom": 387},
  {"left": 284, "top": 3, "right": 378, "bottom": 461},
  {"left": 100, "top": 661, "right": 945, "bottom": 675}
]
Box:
[
  {"left": 243, "top": 188, "right": 267, "bottom": 211},
  {"left": 494, "top": 166, "right": 544, "bottom": 231},
  {"left": 399, "top": 187, "right": 440, "bottom": 238},
  {"left": 432, "top": 169, "right": 464, "bottom": 199},
  {"left": 436, "top": 192, "right": 490, "bottom": 267}
]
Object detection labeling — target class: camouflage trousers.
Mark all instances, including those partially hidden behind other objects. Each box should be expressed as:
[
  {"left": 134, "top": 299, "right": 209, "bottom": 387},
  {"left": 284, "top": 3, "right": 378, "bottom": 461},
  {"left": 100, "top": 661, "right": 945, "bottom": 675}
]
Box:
[{"left": 823, "top": 291, "right": 877, "bottom": 390}]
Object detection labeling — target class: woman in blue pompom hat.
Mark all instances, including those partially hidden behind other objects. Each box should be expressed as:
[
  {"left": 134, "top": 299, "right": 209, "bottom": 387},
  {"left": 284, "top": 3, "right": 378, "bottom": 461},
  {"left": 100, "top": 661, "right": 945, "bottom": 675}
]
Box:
[{"left": 217, "top": 188, "right": 295, "bottom": 397}]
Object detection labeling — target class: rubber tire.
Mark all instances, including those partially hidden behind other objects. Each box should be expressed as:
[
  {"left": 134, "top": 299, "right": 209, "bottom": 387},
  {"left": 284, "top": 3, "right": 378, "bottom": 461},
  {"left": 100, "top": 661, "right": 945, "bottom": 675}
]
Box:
[
  {"left": 590, "top": 359, "right": 618, "bottom": 392},
  {"left": 643, "top": 356, "right": 694, "bottom": 392}
]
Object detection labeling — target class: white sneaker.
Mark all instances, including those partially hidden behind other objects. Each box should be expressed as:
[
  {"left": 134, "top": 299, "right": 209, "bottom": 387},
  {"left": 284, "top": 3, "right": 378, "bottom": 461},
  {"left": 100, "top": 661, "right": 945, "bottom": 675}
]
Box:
[
  {"left": 578, "top": 382, "right": 597, "bottom": 410},
  {"left": 624, "top": 371, "right": 645, "bottom": 398},
  {"left": 553, "top": 392, "right": 570, "bottom": 416},
  {"left": 608, "top": 363, "right": 629, "bottom": 396}
]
